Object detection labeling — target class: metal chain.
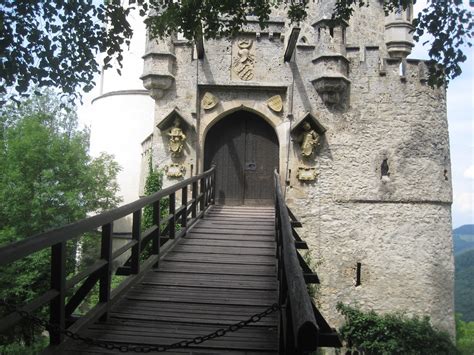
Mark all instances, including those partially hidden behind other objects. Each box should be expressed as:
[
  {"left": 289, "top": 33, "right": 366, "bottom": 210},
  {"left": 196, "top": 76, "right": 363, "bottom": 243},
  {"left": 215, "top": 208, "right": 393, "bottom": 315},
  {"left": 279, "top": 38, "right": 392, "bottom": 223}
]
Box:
[{"left": 1, "top": 300, "right": 280, "bottom": 352}]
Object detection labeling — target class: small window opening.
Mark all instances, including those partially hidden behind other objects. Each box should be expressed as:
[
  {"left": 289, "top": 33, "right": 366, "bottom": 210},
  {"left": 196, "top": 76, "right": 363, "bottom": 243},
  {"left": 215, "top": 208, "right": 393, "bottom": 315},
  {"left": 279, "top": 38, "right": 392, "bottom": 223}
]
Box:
[
  {"left": 329, "top": 27, "right": 334, "bottom": 37},
  {"left": 381, "top": 159, "right": 390, "bottom": 178},
  {"left": 399, "top": 62, "right": 407, "bottom": 77},
  {"left": 444, "top": 169, "right": 449, "bottom": 181},
  {"left": 355, "top": 262, "right": 362, "bottom": 286},
  {"left": 300, "top": 36, "right": 307, "bottom": 44},
  {"left": 342, "top": 28, "right": 346, "bottom": 44},
  {"left": 406, "top": 5, "right": 412, "bottom": 21},
  {"left": 317, "top": 27, "right": 321, "bottom": 40}
]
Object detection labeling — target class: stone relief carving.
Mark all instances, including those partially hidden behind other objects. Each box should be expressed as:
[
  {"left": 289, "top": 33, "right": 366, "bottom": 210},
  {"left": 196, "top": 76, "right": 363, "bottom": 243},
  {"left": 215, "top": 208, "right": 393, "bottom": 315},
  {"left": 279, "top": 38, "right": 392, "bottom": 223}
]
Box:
[
  {"left": 202, "top": 92, "right": 219, "bottom": 110},
  {"left": 267, "top": 95, "right": 283, "bottom": 112},
  {"left": 299, "top": 122, "right": 321, "bottom": 158},
  {"left": 165, "top": 163, "right": 186, "bottom": 178},
  {"left": 167, "top": 119, "right": 186, "bottom": 157},
  {"left": 297, "top": 167, "right": 318, "bottom": 182},
  {"left": 232, "top": 39, "right": 255, "bottom": 81}
]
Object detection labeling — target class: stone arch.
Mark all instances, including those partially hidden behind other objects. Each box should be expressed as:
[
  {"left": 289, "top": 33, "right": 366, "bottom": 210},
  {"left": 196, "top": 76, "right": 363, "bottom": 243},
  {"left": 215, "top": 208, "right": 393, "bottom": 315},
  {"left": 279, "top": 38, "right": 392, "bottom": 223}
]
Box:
[
  {"left": 201, "top": 104, "right": 281, "bottom": 145},
  {"left": 203, "top": 109, "right": 280, "bottom": 205}
]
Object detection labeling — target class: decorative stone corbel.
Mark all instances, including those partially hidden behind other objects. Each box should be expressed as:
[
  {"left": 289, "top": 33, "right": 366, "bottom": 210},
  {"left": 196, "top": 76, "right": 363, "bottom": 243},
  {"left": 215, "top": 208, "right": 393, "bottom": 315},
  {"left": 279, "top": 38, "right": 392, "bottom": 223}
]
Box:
[
  {"left": 141, "top": 73, "right": 174, "bottom": 100},
  {"left": 165, "top": 163, "right": 186, "bottom": 178},
  {"left": 297, "top": 167, "right": 318, "bottom": 182},
  {"left": 312, "top": 76, "right": 350, "bottom": 106},
  {"left": 141, "top": 50, "right": 176, "bottom": 100}
]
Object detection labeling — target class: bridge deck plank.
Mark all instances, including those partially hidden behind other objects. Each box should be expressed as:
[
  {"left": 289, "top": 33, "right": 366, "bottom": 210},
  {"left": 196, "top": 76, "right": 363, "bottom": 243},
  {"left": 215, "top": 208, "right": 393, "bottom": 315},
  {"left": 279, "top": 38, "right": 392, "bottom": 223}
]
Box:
[{"left": 60, "top": 206, "right": 278, "bottom": 354}]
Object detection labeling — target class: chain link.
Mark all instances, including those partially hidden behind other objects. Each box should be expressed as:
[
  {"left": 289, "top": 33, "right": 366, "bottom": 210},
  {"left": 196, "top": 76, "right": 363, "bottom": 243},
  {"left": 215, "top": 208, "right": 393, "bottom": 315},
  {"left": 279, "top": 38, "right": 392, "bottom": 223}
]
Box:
[{"left": 1, "top": 300, "right": 280, "bottom": 352}]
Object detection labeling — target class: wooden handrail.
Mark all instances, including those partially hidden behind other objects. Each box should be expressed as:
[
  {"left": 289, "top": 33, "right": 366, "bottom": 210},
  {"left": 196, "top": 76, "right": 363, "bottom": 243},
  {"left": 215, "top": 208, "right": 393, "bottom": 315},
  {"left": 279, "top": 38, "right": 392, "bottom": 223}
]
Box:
[
  {"left": 0, "top": 166, "right": 216, "bottom": 346},
  {"left": 0, "top": 167, "right": 216, "bottom": 266},
  {"left": 274, "top": 171, "right": 319, "bottom": 352}
]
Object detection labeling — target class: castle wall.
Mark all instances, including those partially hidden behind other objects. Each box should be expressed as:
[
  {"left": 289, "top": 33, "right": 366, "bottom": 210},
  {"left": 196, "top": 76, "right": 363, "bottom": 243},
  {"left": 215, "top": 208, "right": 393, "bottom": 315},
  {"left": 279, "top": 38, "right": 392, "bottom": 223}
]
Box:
[
  {"left": 140, "top": 3, "right": 455, "bottom": 336},
  {"left": 288, "top": 56, "right": 454, "bottom": 333}
]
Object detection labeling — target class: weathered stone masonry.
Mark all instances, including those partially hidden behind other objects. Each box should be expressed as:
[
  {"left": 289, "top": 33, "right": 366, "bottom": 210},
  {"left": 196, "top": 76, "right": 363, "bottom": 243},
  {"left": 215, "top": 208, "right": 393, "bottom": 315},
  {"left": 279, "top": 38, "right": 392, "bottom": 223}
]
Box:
[{"left": 139, "top": 1, "right": 455, "bottom": 335}]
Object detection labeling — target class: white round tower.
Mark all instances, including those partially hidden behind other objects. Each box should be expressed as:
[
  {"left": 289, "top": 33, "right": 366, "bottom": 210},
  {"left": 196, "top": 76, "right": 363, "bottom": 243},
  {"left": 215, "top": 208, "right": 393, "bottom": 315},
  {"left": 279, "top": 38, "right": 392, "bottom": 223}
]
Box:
[{"left": 88, "top": 8, "right": 154, "bottom": 232}]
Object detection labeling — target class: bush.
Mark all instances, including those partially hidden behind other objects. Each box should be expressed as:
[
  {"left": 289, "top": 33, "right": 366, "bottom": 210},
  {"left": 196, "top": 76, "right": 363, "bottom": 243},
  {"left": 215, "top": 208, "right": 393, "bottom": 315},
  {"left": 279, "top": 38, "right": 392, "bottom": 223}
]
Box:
[{"left": 337, "top": 303, "right": 457, "bottom": 354}]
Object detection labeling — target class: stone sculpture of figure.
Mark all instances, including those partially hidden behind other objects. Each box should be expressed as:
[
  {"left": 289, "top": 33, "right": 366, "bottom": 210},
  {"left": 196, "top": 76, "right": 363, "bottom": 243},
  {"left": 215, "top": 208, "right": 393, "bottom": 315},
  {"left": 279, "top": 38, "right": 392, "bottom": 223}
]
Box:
[
  {"left": 299, "top": 122, "right": 320, "bottom": 157},
  {"left": 168, "top": 119, "right": 186, "bottom": 157}
]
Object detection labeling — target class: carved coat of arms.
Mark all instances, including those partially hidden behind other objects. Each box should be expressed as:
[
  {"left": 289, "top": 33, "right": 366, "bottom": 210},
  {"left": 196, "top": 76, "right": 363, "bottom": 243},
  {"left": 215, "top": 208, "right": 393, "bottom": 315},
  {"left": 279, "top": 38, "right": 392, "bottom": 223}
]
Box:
[
  {"left": 202, "top": 92, "right": 219, "bottom": 110},
  {"left": 232, "top": 39, "right": 255, "bottom": 81},
  {"left": 267, "top": 95, "right": 283, "bottom": 112}
]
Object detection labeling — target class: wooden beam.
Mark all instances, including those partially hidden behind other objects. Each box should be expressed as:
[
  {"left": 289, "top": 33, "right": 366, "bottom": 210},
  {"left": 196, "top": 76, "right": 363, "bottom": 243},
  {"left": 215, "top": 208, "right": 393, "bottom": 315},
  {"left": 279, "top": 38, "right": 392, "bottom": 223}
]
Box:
[{"left": 284, "top": 27, "right": 300, "bottom": 62}]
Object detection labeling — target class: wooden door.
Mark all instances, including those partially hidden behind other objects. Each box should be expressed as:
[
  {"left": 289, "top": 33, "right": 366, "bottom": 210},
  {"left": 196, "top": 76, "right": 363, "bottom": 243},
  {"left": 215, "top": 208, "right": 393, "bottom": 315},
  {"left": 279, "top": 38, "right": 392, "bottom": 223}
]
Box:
[{"left": 204, "top": 111, "right": 279, "bottom": 205}]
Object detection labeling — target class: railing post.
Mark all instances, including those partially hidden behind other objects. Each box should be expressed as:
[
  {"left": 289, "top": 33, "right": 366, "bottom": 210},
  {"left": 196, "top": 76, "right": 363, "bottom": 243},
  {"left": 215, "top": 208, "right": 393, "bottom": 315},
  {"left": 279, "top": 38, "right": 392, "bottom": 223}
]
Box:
[
  {"left": 206, "top": 175, "right": 211, "bottom": 207},
  {"left": 50, "top": 241, "right": 66, "bottom": 345},
  {"left": 181, "top": 186, "right": 188, "bottom": 232},
  {"left": 99, "top": 223, "right": 113, "bottom": 321},
  {"left": 211, "top": 167, "right": 216, "bottom": 204},
  {"left": 200, "top": 177, "right": 206, "bottom": 212},
  {"left": 192, "top": 181, "right": 198, "bottom": 219},
  {"left": 152, "top": 201, "right": 161, "bottom": 268},
  {"left": 131, "top": 210, "right": 142, "bottom": 274},
  {"left": 169, "top": 192, "right": 176, "bottom": 239}
]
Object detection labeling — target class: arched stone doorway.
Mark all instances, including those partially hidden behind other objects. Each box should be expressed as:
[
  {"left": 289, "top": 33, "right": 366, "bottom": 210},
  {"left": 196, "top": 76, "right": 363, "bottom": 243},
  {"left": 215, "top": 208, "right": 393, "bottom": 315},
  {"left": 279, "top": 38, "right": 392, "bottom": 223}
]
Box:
[{"left": 204, "top": 110, "right": 279, "bottom": 205}]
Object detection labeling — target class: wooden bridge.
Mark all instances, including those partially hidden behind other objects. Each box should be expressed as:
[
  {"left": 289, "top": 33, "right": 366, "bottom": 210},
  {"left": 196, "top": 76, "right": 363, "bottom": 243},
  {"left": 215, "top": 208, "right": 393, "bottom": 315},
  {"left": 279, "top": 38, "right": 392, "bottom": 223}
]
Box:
[{"left": 0, "top": 167, "right": 340, "bottom": 354}]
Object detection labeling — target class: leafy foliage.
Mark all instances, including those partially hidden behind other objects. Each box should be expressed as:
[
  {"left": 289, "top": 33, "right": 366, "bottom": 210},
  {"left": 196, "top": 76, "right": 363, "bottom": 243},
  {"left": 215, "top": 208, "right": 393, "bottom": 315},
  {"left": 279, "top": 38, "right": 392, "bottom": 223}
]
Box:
[
  {"left": 0, "top": 0, "right": 472, "bottom": 102},
  {"left": 0, "top": 90, "right": 122, "bottom": 349},
  {"left": 455, "top": 248, "right": 474, "bottom": 322},
  {"left": 0, "top": 335, "right": 48, "bottom": 355},
  {"left": 337, "top": 303, "right": 457, "bottom": 354},
  {"left": 0, "top": 1, "right": 133, "bottom": 104},
  {"left": 142, "top": 157, "right": 168, "bottom": 230},
  {"left": 456, "top": 314, "right": 474, "bottom": 355}
]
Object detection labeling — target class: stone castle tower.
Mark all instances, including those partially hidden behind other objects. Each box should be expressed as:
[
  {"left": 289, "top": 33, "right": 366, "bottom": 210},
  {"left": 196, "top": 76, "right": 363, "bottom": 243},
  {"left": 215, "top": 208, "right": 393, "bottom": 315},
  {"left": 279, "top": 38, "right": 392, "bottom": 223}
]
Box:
[{"left": 139, "top": 1, "right": 455, "bottom": 333}]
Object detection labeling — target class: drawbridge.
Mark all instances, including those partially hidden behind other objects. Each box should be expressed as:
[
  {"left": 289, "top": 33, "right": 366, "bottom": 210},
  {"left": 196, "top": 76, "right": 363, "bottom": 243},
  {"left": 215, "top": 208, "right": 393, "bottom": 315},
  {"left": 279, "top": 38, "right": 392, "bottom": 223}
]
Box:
[{"left": 0, "top": 167, "right": 340, "bottom": 354}]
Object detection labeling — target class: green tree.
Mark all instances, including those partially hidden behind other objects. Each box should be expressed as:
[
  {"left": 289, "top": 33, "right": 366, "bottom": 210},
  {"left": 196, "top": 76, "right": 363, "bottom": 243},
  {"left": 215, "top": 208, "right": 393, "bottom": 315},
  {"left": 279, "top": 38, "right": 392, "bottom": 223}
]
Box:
[
  {"left": 1, "top": 0, "right": 472, "bottom": 103},
  {"left": 456, "top": 314, "right": 474, "bottom": 355},
  {"left": 336, "top": 303, "right": 457, "bottom": 354},
  {"left": 142, "top": 158, "right": 168, "bottom": 230},
  {"left": 0, "top": 90, "right": 122, "bottom": 352}
]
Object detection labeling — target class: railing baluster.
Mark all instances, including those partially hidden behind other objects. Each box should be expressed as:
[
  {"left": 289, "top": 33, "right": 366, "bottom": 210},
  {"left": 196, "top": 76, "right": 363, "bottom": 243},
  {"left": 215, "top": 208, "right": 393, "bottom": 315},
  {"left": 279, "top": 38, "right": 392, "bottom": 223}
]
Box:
[
  {"left": 169, "top": 192, "right": 176, "bottom": 239},
  {"left": 181, "top": 186, "right": 188, "bottom": 232},
  {"left": 206, "top": 176, "right": 210, "bottom": 207},
  {"left": 192, "top": 181, "right": 198, "bottom": 219},
  {"left": 99, "top": 223, "right": 113, "bottom": 321},
  {"left": 131, "top": 210, "right": 142, "bottom": 274},
  {"left": 211, "top": 168, "right": 216, "bottom": 203},
  {"left": 151, "top": 200, "right": 161, "bottom": 268},
  {"left": 200, "top": 177, "right": 205, "bottom": 212},
  {"left": 152, "top": 201, "right": 161, "bottom": 268},
  {"left": 50, "top": 241, "right": 66, "bottom": 345}
]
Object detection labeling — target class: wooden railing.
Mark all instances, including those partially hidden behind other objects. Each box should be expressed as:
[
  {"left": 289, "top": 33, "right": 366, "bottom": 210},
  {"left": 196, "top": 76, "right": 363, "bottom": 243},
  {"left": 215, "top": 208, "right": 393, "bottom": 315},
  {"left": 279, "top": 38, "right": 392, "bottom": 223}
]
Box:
[
  {"left": 274, "top": 171, "right": 341, "bottom": 353},
  {"left": 0, "top": 166, "right": 216, "bottom": 346}
]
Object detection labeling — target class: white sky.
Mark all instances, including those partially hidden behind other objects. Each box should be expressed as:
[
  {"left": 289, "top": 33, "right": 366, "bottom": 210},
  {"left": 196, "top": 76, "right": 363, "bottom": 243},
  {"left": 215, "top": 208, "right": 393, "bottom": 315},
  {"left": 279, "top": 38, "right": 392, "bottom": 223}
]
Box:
[{"left": 78, "top": 1, "right": 474, "bottom": 228}]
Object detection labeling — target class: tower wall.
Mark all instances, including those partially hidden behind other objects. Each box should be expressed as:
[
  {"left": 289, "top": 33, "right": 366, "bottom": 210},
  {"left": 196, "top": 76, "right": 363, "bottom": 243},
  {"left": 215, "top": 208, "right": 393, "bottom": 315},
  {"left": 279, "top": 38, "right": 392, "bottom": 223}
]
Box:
[{"left": 87, "top": 8, "right": 154, "bottom": 232}]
